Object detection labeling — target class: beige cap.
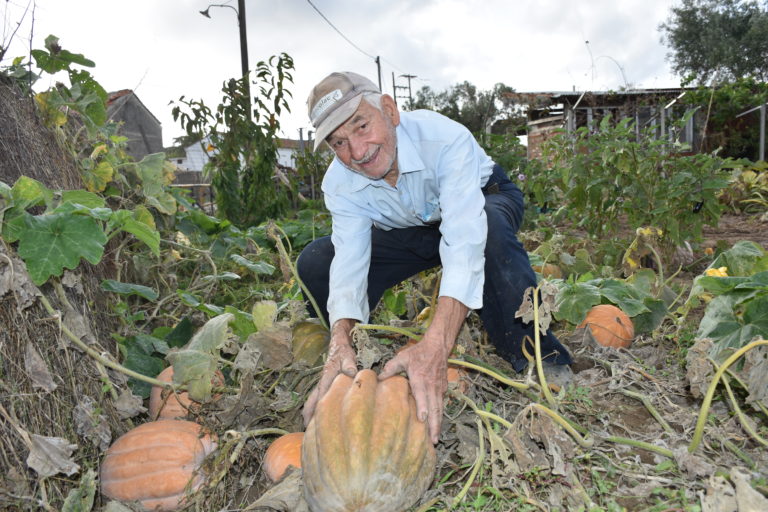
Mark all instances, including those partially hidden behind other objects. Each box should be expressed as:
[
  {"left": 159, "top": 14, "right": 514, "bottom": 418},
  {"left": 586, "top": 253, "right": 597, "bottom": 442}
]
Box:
[{"left": 307, "top": 71, "right": 380, "bottom": 150}]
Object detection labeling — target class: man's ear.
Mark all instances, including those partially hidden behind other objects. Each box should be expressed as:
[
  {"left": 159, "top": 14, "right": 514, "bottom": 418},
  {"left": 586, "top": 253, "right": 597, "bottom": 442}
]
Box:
[{"left": 381, "top": 94, "right": 400, "bottom": 126}]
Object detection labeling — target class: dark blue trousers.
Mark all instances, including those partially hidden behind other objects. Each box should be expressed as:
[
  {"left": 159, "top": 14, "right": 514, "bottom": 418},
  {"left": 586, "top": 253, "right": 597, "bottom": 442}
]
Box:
[{"left": 296, "top": 165, "right": 572, "bottom": 372}]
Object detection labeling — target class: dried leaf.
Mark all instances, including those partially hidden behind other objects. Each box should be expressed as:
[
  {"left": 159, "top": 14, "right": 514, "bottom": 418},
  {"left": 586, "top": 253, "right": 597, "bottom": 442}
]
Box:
[
  {"left": 113, "top": 389, "right": 147, "bottom": 419},
  {"left": 351, "top": 328, "right": 385, "bottom": 369},
  {"left": 699, "top": 475, "right": 737, "bottom": 512},
  {"left": 24, "top": 341, "right": 57, "bottom": 392},
  {"left": 741, "top": 343, "right": 768, "bottom": 408},
  {"left": 731, "top": 466, "right": 768, "bottom": 511},
  {"left": 73, "top": 396, "right": 111, "bottom": 451},
  {"left": 673, "top": 446, "right": 715, "bottom": 478},
  {"left": 686, "top": 338, "right": 714, "bottom": 399},
  {"left": 26, "top": 434, "right": 80, "bottom": 478},
  {"left": 247, "top": 468, "right": 310, "bottom": 511},
  {"left": 505, "top": 404, "right": 576, "bottom": 476},
  {"left": 61, "top": 270, "right": 84, "bottom": 294},
  {"left": 62, "top": 468, "right": 97, "bottom": 512},
  {"left": 0, "top": 251, "right": 40, "bottom": 309},
  {"left": 514, "top": 283, "right": 559, "bottom": 335},
  {"left": 242, "top": 323, "right": 292, "bottom": 370}
]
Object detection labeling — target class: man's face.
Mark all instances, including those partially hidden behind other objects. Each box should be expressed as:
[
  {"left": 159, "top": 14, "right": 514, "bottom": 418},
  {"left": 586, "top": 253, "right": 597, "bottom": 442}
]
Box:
[{"left": 326, "top": 95, "right": 400, "bottom": 181}]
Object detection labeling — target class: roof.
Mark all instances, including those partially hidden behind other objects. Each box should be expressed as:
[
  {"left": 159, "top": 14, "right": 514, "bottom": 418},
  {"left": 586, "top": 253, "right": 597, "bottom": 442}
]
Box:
[
  {"left": 107, "top": 89, "right": 161, "bottom": 125},
  {"left": 505, "top": 88, "right": 690, "bottom": 107}
]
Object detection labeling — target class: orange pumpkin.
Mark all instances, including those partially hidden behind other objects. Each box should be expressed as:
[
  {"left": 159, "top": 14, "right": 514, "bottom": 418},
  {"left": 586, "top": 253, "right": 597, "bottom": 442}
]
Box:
[
  {"left": 148, "top": 367, "right": 224, "bottom": 420},
  {"left": 264, "top": 432, "right": 304, "bottom": 483},
  {"left": 100, "top": 420, "right": 217, "bottom": 511},
  {"left": 578, "top": 304, "right": 634, "bottom": 348},
  {"left": 302, "top": 370, "right": 436, "bottom": 511},
  {"left": 532, "top": 263, "right": 563, "bottom": 279}
]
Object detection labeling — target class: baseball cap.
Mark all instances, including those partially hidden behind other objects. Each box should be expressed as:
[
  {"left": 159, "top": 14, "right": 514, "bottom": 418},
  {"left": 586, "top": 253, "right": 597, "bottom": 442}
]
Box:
[{"left": 307, "top": 71, "right": 380, "bottom": 150}]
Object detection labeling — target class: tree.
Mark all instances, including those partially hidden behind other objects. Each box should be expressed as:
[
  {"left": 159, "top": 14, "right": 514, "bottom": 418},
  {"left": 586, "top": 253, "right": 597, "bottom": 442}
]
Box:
[
  {"left": 659, "top": 0, "right": 768, "bottom": 83},
  {"left": 410, "top": 82, "right": 525, "bottom": 135}
]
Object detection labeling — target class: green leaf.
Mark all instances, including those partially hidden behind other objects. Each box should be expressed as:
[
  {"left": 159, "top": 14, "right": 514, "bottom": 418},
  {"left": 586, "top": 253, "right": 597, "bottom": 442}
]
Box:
[
  {"left": 135, "top": 153, "right": 177, "bottom": 215},
  {"left": 166, "top": 313, "right": 233, "bottom": 401},
  {"left": 382, "top": 288, "right": 407, "bottom": 316},
  {"left": 252, "top": 300, "right": 277, "bottom": 331},
  {"left": 110, "top": 210, "right": 160, "bottom": 256},
  {"left": 82, "top": 160, "right": 113, "bottom": 193},
  {"left": 225, "top": 305, "right": 256, "bottom": 338},
  {"left": 202, "top": 271, "right": 241, "bottom": 281},
  {"left": 631, "top": 297, "right": 667, "bottom": 334},
  {"left": 164, "top": 317, "right": 194, "bottom": 349},
  {"left": 60, "top": 190, "right": 105, "bottom": 209},
  {"left": 231, "top": 254, "right": 276, "bottom": 275},
  {"left": 11, "top": 176, "right": 51, "bottom": 209},
  {"left": 133, "top": 334, "right": 170, "bottom": 355},
  {"left": 594, "top": 279, "right": 651, "bottom": 317},
  {"left": 17, "top": 213, "right": 106, "bottom": 285},
  {"left": 101, "top": 279, "right": 158, "bottom": 301},
  {"left": 554, "top": 283, "right": 601, "bottom": 325},
  {"left": 122, "top": 340, "right": 165, "bottom": 398}
]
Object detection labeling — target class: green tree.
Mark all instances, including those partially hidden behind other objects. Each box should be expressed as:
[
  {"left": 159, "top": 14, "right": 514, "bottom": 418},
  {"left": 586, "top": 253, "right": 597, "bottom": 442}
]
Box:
[
  {"left": 659, "top": 0, "right": 768, "bottom": 83},
  {"left": 410, "top": 82, "right": 525, "bottom": 135},
  {"left": 172, "top": 54, "right": 294, "bottom": 228}
]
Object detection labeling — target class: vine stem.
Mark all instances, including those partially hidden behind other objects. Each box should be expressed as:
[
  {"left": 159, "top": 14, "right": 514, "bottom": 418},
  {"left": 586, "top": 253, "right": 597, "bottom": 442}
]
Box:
[
  {"left": 449, "top": 417, "right": 485, "bottom": 510},
  {"left": 619, "top": 389, "right": 674, "bottom": 434},
  {"left": 532, "top": 285, "right": 557, "bottom": 409},
  {"left": 718, "top": 366, "right": 768, "bottom": 448},
  {"left": 604, "top": 436, "right": 673, "bottom": 459},
  {"left": 530, "top": 404, "right": 594, "bottom": 448},
  {"left": 266, "top": 222, "right": 328, "bottom": 331},
  {"left": 37, "top": 293, "right": 180, "bottom": 391},
  {"left": 356, "top": 323, "right": 423, "bottom": 341},
  {"left": 688, "top": 339, "right": 768, "bottom": 453},
  {"left": 447, "top": 358, "right": 529, "bottom": 391}
]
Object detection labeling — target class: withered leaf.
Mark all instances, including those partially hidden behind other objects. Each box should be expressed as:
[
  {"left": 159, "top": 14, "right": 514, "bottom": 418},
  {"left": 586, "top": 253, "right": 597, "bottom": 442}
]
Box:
[
  {"left": 26, "top": 434, "right": 80, "bottom": 478},
  {"left": 242, "top": 323, "right": 293, "bottom": 370},
  {"left": 73, "top": 396, "right": 111, "bottom": 451},
  {"left": 247, "top": 469, "right": 310, "bottom": 511},
  {"left": 114, "top": 389, "right": 147, "bottom": 419},
  {"left": 24, "top": 341, "right": 57, "bottom": 392}
]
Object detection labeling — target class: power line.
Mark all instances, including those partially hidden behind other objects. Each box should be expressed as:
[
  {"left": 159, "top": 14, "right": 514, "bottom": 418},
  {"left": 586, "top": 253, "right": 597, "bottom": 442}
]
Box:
[{"left": 305, "top": 0, "right": 375, "bottom": 60}]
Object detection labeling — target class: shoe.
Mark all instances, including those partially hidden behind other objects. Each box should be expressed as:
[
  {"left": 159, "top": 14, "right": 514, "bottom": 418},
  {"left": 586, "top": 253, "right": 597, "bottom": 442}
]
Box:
[{"left": 541, "top": 362, "right": 574, "bottom": 388}]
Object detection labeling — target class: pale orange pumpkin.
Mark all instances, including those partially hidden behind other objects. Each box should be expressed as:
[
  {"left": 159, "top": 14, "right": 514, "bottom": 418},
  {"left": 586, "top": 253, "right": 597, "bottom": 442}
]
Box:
[
  {"left": 302, "top": 369, "right": 436, "bottom": 511},
  {"left": 578, "top": 304, "right": 634, "bottom": 348},
  {"left": 148, "top": 366, "right": 224, "bottom": 420},
  {"left": 532, "top": 263, "right": 563, "bottom": 279},
  {"left": 100, "top": 420, "right": 217, "bottom": 511},
  {"left": 264, "top": 432, "right": 304, "bottom": 483}
]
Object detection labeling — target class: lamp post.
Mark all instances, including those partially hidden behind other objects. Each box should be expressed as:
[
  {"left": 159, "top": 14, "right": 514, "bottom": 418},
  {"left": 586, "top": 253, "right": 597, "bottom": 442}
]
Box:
[{"left": 200, "top": 0, "right": 250, "bottom": 99}]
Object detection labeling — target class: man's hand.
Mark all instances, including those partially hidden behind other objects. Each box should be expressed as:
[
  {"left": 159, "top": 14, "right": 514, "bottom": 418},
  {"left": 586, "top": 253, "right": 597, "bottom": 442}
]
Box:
[
  {"left": 379, "top": 297, "right": 468, "bottom": 444},
  {"left": 302, "top": 319, "right": 358, "bottom": 426}
]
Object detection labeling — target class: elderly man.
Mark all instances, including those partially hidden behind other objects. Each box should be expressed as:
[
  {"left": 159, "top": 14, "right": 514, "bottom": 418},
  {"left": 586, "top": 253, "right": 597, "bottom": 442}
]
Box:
[{"left": 297, "top": 71, "right": 572, "bottom": 443}]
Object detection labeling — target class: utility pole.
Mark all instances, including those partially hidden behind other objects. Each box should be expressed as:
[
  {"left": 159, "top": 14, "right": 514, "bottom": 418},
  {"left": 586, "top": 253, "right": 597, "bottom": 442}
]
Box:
[
  {"left": 200, "top": 1, "right": 250, "bottom": 102},
  {"left": 400, "top": 74, "right": 417, "bottom": 105},
  {"left": 375, "top": 56, "right": 382, "bottom": 91}
]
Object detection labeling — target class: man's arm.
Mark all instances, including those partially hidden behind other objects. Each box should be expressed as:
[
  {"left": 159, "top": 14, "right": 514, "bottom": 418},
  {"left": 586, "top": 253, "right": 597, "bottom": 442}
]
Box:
[
  {"left": 302, "top": 318, "right": 358, "bottom": 425},
  {"left": 379, "top": 296, "right": 468, "bottom": 444}
]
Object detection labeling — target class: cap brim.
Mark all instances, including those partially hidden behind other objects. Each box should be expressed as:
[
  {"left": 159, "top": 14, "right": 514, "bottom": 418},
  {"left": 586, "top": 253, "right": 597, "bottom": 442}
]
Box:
[{"left": 312, "top": 94, "right": 364, "bottom": 151}]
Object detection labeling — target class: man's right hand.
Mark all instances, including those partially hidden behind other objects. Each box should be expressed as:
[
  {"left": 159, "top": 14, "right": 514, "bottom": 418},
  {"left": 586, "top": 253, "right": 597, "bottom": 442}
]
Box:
[{"left": 302, "top": 318, "right": 358, "bottom": 426}]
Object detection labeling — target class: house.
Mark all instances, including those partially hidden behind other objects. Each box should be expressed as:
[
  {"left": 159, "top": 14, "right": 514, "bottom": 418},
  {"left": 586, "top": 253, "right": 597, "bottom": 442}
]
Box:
[
  {"left": 506, "top": 88, "right": 701, "bottom": 160},
  {"left": 107, "top": 90, "right": 163, "bottom": 161}
]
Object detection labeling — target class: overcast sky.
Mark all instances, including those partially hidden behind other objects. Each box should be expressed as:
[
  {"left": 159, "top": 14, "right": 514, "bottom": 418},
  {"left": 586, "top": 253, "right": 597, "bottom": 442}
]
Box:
[{"left": 3, "top": 0, "right": 681, "bottom": 147}]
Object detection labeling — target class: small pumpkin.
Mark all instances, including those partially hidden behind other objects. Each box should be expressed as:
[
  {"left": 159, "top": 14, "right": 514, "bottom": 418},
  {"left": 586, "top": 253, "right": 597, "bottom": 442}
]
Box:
[
  {"left": 149, "top": 367, "right": 224, "bottom": 420},
  {"left": 264, "top": 432, "right": 304, "bottom": 483},
  {"left": 533, "top": 263, "right": 563, "bottom": 279},
  {"left": 578, "top": 304, "right": 634, "bottom": 348},
  {"left": 302, "top": 369, "right": 436, "bottom": 512},
  {"left": 100, "top": 420, "right": 217, "bottom": 511},
  {"left": 291, "top": 320, "right": 330, "bottom": 366}
]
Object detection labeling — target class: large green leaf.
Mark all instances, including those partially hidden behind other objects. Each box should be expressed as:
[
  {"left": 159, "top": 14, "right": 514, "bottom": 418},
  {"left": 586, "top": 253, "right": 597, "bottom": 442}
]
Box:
[
  {"left": 11, "top": 176, "right": 51, "bottom": 209},
  {"left": 231, "top": 254, "right": 276, "bottom": 275},
  {"left": 122, "top": 339, "right": 165, "bottom": 398},
  {"left": 135, "top": 153, "right": 177, "bottom": 215},
  {"left": 101, "top": 279, "right": 158, "bottom": 301},
  {"left": 164, "top": 317, "right": 194, "bottom": 349},
  {"left": 109, "top": 209, "right": 160, "bottom": 256},
  {"left": 554, "top": 282, "right": 601, "bottom": 325},
  {"left": 593, "top": 279, "right": 651, "bottom": 317},
  {"left": 630, "top": 297, "right": 667, "bottom": 334},
  {"left": 17, "top": 213, "right": 107, "bottom": 285},
  {"left": 60, "top": 190, "right": 105, "bottom": 209},
  {"left": 166, "top": 313, "right": 233, "bottom": 401}
]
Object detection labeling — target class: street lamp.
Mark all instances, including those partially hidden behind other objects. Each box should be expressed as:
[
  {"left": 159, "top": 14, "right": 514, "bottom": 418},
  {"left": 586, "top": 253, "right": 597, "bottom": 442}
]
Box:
[{"left": 199, "top": 0, "right": 250, "bottom": 87}]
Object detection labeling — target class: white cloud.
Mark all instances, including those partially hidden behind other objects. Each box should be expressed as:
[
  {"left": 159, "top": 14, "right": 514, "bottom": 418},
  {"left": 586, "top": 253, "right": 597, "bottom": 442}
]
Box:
[{"left": 2, "top": 0, "right": 680, "bottom": 147}]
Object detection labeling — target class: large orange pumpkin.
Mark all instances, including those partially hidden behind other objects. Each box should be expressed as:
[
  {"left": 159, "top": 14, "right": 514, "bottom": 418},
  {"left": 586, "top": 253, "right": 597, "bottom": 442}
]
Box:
[
  {"left": 148, "top": 366, "right": 224, "bottom": 420},
  {"left": 264, "top": 432, "right": 304, "bottom": 483},
  {"left": 302, "top": 369, "right": 436, "bottom": 512},
  {"left": 578, "top": 304, "right": 634, "bottom": 348},
  {"left": 100, "top": 420, "right": 217, "bottom": 511}
]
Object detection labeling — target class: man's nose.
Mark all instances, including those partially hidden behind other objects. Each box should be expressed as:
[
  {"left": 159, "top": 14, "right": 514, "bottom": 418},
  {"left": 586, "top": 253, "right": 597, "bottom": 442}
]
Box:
[{"left": 349, "top": 137, "right": 368, "bottom": 161}]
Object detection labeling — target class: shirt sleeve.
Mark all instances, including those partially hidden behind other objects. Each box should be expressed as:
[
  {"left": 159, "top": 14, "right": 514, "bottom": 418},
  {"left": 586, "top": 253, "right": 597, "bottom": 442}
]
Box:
[
  {"left": 435, "top": 131, "right": 488, "bottom": 310},
  {"left": 324, "top": 191, "right": 374, "bottom": 326}
]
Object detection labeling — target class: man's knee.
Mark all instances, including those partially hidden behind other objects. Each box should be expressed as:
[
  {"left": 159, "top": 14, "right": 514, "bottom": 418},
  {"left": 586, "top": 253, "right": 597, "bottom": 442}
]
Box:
[{"left": 297, "top": 236, "right": 334, "bottom": 281}]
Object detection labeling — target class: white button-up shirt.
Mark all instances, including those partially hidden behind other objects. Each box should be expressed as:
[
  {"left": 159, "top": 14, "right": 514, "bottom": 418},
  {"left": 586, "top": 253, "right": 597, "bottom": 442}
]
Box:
[{"left": 322, "top": 109, "right": 495, "bottom": 326}]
